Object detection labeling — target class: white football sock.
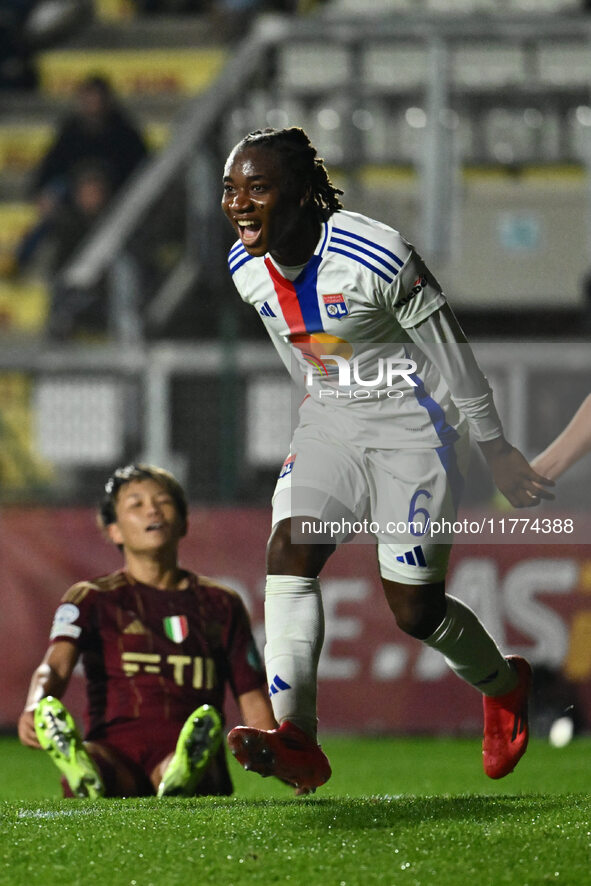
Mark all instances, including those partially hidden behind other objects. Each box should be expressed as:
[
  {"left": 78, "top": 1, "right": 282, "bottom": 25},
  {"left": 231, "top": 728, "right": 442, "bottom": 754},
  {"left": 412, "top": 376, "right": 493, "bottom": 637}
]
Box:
[
  {"left": 264, "top": 574, "right": 324, "bottom": 739},
  {"left": 423, "top": 595, "right": 517, "bottom": 697}
]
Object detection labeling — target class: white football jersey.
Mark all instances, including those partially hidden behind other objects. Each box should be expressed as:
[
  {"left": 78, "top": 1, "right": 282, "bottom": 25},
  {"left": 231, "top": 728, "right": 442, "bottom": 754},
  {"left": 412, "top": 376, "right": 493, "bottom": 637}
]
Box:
[{"left": 228, "top": 209, "right": 467, "bottom": 449}]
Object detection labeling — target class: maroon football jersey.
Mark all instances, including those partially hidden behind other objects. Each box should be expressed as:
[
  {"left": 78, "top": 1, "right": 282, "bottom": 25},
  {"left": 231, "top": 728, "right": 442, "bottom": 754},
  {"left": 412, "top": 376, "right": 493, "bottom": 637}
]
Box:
[{"left": 49, "top": 569, "right": 266, "bottom": 737}]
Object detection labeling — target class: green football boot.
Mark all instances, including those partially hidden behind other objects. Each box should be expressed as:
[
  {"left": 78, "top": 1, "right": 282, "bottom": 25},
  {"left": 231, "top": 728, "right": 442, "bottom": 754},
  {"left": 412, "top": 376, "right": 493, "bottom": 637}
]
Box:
[
  {"left": 34, "top": 696, "right": 104, "bottom": 799},
  {"left": 157, "top": 704, "right": 222, "bottom": 797}
]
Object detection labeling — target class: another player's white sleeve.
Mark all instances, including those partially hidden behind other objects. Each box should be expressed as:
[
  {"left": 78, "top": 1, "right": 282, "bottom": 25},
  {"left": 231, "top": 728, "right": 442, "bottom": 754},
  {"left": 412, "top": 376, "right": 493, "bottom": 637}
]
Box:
[{"left": 407, "top": 304, "right": 505, "bottom": 443}]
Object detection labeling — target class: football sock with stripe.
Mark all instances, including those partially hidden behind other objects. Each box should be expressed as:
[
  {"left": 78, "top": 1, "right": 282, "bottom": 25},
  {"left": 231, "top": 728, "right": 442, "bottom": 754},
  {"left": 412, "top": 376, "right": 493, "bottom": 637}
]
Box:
[
  {"left": 423, "top": 595, "right": 518, "bottom": 697},
  {"left": 264, "top": 574, "right": 324, "bottom": 739}
]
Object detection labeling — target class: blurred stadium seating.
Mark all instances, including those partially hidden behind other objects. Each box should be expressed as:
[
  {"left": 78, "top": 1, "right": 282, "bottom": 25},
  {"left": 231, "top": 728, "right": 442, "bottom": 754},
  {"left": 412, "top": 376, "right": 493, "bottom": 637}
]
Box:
[
  {"left": 0, "top": 0, "right": 589, "bottom": 507},
  {"left": 0, "top": 4, "right": 228, "bottom": 333},
  {"left": 1, "top": 0, "right": 590, "bottom": 742}
]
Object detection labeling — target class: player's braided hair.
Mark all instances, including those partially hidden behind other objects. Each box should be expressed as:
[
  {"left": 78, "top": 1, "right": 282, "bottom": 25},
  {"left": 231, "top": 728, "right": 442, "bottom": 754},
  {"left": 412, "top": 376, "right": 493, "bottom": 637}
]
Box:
[
  {"left": 237, "top": 127, "right": 344, "bottom": 217},
  {"left": 98, "top": 464, "right": 187, "bottom": 530}
]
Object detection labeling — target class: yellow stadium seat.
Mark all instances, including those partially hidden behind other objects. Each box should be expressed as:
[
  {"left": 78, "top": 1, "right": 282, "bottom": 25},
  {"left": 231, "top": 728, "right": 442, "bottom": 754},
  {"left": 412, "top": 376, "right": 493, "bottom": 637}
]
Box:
[
  {"left": 37, "top": 48, "right": 227, "bottom": 97},
  {"left": 94, "top": 0, "right": 135, "bottom": 20},
  {"left": 145, "top": 122, "right": 171, "bottom": 151},
  {"left": 0, "top": 203, "right": 39, "bottom": 264},
  {"left": 0, "top": 278, "right": 49, "bottom": 334},
  {"left": 0, "top": 126, "right": 54, "bottom": 174},
  {"left": 0, "top": 372, "right": 54, "bottom": 492},
  {"left": 0, "top": 203, "right": 47, "bottom": 334}
]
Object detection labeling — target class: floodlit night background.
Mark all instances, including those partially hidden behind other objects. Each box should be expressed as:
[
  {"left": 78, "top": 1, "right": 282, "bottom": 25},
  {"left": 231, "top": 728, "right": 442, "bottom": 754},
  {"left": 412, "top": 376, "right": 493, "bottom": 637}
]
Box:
[{"left": 1, "top": 0, "right": 590, "bottom": 737}]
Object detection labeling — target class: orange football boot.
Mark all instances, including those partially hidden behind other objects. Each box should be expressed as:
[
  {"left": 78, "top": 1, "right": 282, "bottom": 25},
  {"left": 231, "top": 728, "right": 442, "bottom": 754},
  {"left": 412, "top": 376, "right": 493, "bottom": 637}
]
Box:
[
  {"left": 228, "top": 721, "right": 331, "bottom": 791},
  {"left": 482, "top": 655, "right": 532, "bottom": 779}
]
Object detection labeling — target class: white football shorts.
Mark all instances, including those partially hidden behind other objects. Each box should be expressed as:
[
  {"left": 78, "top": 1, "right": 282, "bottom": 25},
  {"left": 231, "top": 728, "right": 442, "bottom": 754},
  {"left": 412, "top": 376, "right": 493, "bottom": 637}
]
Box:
[{"left": 272, "top": 423, "right": 471, "bottom": 585}]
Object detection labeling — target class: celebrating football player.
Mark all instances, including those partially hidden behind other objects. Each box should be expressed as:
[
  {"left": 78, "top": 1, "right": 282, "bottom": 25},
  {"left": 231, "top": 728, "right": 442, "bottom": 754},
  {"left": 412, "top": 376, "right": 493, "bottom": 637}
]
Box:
[
  {"left": 221, "top": 127, "right": 555, "bottom": 792},
  {"left": 18, "top": 464, "right": 275, "bottom": 798}
]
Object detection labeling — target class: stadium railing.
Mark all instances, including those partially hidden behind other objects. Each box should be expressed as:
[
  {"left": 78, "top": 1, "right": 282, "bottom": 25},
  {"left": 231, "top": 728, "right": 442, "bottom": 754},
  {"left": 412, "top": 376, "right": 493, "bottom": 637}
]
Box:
[
  {"left": 54, "top": 12, "right": 591, "bottom": 343},
  {"left": 0, "top": 339, "right": 588, "bottom": 505}
]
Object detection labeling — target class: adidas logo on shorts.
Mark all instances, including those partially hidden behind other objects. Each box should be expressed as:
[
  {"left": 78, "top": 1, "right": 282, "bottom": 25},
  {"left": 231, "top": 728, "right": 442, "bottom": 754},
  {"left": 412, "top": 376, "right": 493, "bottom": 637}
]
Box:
[{"left": 396, "top": 545, "right": 427, "bottom": 567}]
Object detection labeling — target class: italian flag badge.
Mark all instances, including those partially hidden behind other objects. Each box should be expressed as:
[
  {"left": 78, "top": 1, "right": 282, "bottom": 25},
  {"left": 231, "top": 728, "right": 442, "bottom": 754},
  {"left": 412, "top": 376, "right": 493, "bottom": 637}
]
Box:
[{"left": 163, "top": 615, "right": 189, "bottom": 643}]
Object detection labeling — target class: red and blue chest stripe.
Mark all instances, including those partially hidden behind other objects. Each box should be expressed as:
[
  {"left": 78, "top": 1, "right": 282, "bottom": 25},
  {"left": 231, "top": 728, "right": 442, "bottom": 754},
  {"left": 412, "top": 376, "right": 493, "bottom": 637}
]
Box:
[{"left": 265, "top": 253, "right": 325, "bottom": 336}]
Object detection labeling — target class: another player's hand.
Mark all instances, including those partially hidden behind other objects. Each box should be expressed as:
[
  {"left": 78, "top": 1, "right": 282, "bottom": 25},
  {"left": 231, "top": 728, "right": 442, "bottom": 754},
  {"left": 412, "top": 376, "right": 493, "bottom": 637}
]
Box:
[
  {"left": 17, "top": 709, "right": 41, "bottom": 748},
  {"left": 479, "top": 438, "right": 555, "bottom": 508}
]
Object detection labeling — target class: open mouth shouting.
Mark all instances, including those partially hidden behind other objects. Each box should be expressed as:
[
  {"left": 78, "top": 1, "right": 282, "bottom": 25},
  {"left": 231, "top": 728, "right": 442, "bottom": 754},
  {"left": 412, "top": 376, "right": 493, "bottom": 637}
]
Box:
[{"left": 236, "top": 218, "right": 262, "bottom": 249}]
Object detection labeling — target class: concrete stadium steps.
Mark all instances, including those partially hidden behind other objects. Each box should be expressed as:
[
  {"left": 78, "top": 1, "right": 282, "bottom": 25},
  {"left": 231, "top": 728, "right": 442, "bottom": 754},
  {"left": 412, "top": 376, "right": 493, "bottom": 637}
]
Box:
[
  {"left": 325, "top": 0, "right": 580, "bottom": 13},
  {"left": 0, "top": 6, "right": 231, "bottom": 193},
  {"left": 70, "top": 12, "right": 238, "bottom": 48},
  {"left": 0, "top": 8, "right": 233, "bottom": 337}
]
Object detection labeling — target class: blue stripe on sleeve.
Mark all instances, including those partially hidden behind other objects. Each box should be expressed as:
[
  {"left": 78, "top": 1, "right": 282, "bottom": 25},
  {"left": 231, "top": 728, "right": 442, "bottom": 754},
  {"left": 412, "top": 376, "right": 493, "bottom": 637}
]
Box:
[
  {"left": 332, "top": 226, "right": 405, "bottom": 267},
  {"left": 330, "top": 235, "right": 401, "bottom": 277},
  {"left": 229, "top": 253, "right": 254, "bottom": 275},
  {"left": 327, "top": 246, "right": 395, "bottom": 283}
]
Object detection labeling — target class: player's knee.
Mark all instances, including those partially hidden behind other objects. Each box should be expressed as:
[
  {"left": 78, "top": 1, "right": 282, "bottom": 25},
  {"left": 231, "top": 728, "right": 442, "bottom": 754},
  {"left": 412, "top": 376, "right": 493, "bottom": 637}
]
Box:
[
  {"left": 266, "top": 518, "right": 334, "bottom": 576},
  {"left": 382, "top": 580, "right": 446, "bottom": 639}
]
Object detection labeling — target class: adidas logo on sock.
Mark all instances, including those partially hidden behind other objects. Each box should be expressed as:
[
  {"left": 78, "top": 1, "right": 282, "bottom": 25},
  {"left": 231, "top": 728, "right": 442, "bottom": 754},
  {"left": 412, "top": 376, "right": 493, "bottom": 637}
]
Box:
[
  {"left": 396, "top": 545, "right": 427, "bottom": 567},
  {"left": 269, "top": 674, "right": 292, "bottom": 696}
]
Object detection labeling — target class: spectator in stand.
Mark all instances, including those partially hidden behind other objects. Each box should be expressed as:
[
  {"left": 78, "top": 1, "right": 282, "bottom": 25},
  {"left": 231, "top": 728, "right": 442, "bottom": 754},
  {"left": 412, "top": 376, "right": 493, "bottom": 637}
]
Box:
[
  {"left": 29, "top": 74, "right": 148, "bottom": 213},
  {"left": 14, "top": 76, "right": 147, "bottom": 336},
  {"left": 41, "top": 162, "right": 113, "bottom": 339},
  {"left": 16, "top": 162, "right": 114, "bottom": 339},
  {"left": 18, "top": 162, "right": 113, "bottom": 277}
]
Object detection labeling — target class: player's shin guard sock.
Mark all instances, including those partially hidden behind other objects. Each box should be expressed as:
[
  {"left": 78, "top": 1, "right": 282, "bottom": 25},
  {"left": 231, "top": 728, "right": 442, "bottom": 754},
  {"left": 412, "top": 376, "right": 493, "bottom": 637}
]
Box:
[
  {"left": 423, "top": 595, "right": 517, "bottom": 696},
  {"left": 264, "top": 575, "right": 324, "bottom": 739}
]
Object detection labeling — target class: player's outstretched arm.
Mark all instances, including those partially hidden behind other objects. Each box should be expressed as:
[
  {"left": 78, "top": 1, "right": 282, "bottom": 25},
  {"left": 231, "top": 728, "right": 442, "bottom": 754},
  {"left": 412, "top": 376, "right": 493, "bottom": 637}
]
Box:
[
  {"left": 18, "top": 641, "right": 79, "bottom": 748},
  {"left": 531, "top": 394, "right": 591, "bottom": 481},
  {"left": 404, "top": 305, "right": 555, "bottom": 507},
  {"left": 479, "top": 436, "right": 555, "bottom": 508}
]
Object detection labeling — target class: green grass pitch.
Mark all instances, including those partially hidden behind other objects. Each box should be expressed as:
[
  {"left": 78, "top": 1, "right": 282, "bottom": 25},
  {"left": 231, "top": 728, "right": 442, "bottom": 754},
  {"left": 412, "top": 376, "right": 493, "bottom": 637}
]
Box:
[{"left": 1, "top": 734, "right": 590, "bottom": 886}]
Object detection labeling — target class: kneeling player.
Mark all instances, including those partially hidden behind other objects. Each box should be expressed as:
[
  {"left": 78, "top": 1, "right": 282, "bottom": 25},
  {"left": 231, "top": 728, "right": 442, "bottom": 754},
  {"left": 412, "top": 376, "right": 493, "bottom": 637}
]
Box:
[{"left": 18, "top": 464, "right": 275, "bottom": 798}]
